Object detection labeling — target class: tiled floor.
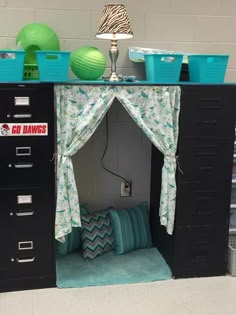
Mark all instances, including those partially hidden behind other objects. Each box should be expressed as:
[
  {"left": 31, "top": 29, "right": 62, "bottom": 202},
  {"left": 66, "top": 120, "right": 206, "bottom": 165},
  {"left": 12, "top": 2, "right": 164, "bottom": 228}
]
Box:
[{"left": 0, "top": 276, "right": 236, "bottom": 315}]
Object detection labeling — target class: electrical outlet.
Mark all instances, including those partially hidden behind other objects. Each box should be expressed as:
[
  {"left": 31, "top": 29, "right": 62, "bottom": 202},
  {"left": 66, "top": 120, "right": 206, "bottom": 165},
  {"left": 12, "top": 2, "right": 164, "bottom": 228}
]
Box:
[{"left": 120, "top": 181, "right": 132, "bottom": 197}]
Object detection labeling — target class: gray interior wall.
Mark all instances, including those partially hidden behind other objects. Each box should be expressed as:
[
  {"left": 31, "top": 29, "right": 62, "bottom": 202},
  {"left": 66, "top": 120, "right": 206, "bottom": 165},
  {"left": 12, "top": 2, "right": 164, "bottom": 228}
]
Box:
[{"left": 72, "top": 99, "right": 152, "bottom": 211}]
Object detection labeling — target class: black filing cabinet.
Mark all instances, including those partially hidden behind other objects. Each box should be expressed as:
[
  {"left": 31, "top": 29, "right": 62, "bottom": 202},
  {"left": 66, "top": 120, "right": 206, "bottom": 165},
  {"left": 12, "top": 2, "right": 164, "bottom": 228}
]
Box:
[
  {"left": 0, "top": 83, "right": 56, "bottom": 292},
  {"left": 229, "top": 133, "right": 236, "bottom": 234},
  {"left": 150, "top": 84, "right": 236, "bottom": 278}
]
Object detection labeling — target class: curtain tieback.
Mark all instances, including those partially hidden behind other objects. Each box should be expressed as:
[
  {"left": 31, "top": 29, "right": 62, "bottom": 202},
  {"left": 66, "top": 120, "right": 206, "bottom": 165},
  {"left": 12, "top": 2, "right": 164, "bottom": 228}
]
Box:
[
  {"left": 50, "top": 152, "right": 58, "bottom": 162},
  {"left": 51, "top": 153, "right": 70, "bottom": 160},
  {"left": 165, "top": 154, "right": 176, "bottom": 159},
  {"left": 50, "top": 153, "right": 70, "bottom": 172},
  {"left": 164, "top": 154, "right": 184, "bottom": 174}
]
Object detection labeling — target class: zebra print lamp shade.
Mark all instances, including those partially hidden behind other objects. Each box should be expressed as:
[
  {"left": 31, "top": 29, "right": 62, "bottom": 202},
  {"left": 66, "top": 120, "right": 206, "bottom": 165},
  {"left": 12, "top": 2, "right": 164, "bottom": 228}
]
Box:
[
  {"left": 96, "top": 4, "right": 133, "bottom": 81},
  {"left": 96, "top": 4, "right": 133, "bottom": 40}
]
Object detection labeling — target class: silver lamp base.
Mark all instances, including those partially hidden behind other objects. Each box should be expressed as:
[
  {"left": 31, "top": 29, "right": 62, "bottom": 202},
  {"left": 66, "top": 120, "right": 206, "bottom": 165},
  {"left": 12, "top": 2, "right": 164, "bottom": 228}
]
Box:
[
  {"left": 109, "top": 72, "right": 120, "bottom": 81},
  {"left": 109, "top": 39, "right": 121, "bottom": 82}
]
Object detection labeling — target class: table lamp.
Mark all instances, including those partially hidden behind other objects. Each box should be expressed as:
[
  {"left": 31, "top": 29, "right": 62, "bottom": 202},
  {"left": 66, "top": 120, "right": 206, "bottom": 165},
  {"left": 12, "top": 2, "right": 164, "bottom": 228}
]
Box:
[{"left": 96, "top": 4, "right": 133, "bottom": 81}]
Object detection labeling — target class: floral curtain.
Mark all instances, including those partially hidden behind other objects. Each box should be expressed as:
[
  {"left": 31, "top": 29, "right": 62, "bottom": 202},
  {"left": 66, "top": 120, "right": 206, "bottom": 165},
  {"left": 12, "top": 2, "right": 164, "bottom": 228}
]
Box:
[{"left": 55, "top": 84, "right": 181, "bottom": 241}]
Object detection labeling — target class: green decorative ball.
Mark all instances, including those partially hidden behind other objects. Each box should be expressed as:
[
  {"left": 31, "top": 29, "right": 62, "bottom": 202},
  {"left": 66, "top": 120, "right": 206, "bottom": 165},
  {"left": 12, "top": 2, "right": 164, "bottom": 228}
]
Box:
[
  {"left": 16, "top": 23, "right": 60, "bottom": 64},
  {"left": 70, "top": 46, "right": 106, "bottom": 80}
]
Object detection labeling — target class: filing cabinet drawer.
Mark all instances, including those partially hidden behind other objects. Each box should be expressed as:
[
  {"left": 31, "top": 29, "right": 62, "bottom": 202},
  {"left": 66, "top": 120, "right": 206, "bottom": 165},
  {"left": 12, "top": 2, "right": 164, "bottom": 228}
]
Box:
[
  {"left": 0, "top": 232, "right": 54, "bottom": 279},
  {"left": 229, "top": 209, "right": 236, "bottom": 233},
  {"left": 174, "top": 225, "right": 228, "bottom": 278},
  {"left": 177, "top": 137, "right": 234, "bottom": 183},
  {"left": 0, "top": 187, "right": 55, "bottom": 229},
  {"left": 180, "top": 85, "right": 236, "bottom": 138},
  {"left": 232, "top": 162, "right": 236, "bottom": 180},
  {"left": 231, "top": 183, "right": 236, "bottom": 204},
  {"left": 233, "top": 139, "right": 236, "bottom": 155},
  {"left": 0, "top": 186, "right": 55, "bottom": 279},
  {"left": 0, "top": 137, "right": 54, "bottom": 188},
  {"left": 175, "top": 181, "right": 231, "bottom": 226},
  {"left": 0, "top": 83, "right": 54, "bottom": 123}
]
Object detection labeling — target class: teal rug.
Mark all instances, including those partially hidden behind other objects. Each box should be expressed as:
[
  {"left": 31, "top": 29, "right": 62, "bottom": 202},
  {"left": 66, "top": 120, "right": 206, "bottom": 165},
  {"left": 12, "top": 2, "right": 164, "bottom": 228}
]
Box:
[{"left": 56, "top": 247, "right": 172, "bottom": 288}]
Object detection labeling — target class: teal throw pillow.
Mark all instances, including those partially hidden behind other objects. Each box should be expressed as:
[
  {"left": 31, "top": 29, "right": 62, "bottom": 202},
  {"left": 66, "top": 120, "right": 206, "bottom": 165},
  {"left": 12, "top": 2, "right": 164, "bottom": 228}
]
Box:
[
  {"left": 109, "top": 202, "right": 152, "bottom": 255},
  {"left": 56, "top": 203, "right": 88, "bottom": 256}
]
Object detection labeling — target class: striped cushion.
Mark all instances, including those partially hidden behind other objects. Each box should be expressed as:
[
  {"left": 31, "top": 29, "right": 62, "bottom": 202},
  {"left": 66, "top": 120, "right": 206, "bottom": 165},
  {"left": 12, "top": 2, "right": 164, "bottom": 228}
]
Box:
[
  {"left": 109, "top": 202, "right": 152, "bottom": 255},
  {"left": 81, "top": 210, "right": 114, "bottom": 260}
]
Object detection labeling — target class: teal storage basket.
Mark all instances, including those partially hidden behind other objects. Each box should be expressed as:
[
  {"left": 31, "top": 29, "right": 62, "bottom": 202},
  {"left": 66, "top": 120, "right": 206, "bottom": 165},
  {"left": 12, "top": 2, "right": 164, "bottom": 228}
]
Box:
[
  {"left": 188, "top": 54, "right": 229, "bottom": 83},
  {"left": 36, "top": 51, "right": 71, "bottom": 82},
  {"left": 0, "top": 50, "right": 25, "bottom": 82},
  {"left": 144, "top": 54, "right": 183, "bottom": 83}
]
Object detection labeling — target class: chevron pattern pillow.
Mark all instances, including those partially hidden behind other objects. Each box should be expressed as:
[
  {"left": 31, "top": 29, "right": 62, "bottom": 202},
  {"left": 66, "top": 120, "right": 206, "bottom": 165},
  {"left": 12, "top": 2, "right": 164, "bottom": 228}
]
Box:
[{"left": 81, "top": 210, "right": 114, "bottom": 260}]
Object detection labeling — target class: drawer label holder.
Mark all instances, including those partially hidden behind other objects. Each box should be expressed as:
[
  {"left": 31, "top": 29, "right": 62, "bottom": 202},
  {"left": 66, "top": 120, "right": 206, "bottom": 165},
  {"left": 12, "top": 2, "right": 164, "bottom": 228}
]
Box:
[{"left": 0, "top": 123, "right": 48, "bottom": 136}]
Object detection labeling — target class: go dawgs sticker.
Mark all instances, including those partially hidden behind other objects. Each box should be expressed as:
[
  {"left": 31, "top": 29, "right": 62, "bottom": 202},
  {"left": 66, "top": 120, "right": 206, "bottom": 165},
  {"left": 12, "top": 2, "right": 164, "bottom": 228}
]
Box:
[{"left": 0, "top": 123, "right": 48, "bottom": 136}]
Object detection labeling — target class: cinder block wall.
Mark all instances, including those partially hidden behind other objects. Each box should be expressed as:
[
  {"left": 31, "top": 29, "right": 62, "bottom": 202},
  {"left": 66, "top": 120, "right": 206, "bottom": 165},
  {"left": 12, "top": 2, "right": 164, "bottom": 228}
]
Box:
[
  {"left": 1, "top": 0, "right": 236, "bottom": 81},
  {"left": 1, "top": 0, "right": 235, "bottom": 209}
]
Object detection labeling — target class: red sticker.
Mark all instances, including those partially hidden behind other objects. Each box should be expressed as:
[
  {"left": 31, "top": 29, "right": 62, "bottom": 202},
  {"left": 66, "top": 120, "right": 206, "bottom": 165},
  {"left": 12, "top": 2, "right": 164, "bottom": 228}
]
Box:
[{"left": 0, "top": 123, "right": 48, "bottom": 136}]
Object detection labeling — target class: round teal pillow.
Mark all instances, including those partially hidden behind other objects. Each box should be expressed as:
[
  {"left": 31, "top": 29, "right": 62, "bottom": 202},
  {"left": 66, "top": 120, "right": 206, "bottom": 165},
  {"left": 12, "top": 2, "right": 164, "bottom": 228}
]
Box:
[{"left": 70, "top": 46, "right": 106, "bottom": 80}]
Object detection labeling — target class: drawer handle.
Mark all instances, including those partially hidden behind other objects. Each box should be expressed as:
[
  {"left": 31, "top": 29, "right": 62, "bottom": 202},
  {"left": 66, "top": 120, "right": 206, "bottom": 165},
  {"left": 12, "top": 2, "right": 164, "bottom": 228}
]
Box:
[
  {"left": 196, "top": 197, "right": 214, "bottom": 201},
  {"left": 16, "top": 257, "right": 35, "bottom": 263},
  {"left": 14, "top": 162, "right": 33, "bottom": 169},
  {"left": 197, "top": 120, "right": 217, "bottom": 126},
  {"left": 199, "top": 98, "right": 221, "bottom": 109},
  {"left": 13, "top": 114, "right": 32, "bottom": 119},
  {"left": 200, "top": 105, "right": 221, "bottom": 109},
  {"left": 199, "top": 145, "right": 217, "bottom": 149},
  {"left": 195, "top": 152, "right": 216, "bottom": 157},
  {"left": 195, "top": 209, "right": 213, "bottom": 216},
  {"left": 181, "top": 180, "right": 201, "bottom": 184},
  {"left": 191, "top": 254, "right": 208, "bottom": 263},
  {"left": 16, "top": 210, "right": 34, "bottom": 217},
  {"left": 199, "top": 166, "right": 214, "bottom": 171},
  {"left": 194, "top": 190, "right": 216, "bottom": 194}
]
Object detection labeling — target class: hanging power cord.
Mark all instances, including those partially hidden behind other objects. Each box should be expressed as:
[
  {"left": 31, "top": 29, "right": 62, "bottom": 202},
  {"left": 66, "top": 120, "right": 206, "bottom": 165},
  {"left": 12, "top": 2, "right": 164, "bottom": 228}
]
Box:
[{"left": 101, "top": 113, "right": 130, "bottom": 187}]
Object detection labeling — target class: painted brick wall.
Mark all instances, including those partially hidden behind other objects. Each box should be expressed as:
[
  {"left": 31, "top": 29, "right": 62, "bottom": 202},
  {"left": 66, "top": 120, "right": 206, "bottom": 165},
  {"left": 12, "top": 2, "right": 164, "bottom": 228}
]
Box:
[{"left": 1, "top": 0, "right": 236, "bottom": 81}]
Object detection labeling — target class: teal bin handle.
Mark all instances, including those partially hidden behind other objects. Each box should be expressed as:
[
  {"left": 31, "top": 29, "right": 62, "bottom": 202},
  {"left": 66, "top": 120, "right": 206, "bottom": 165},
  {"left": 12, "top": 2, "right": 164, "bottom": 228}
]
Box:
[
  {"left": 45, "top": 53, "right": 60, "bottom": 61},
  {"left": 0, "top": 52, "right": 16, "bottom": 60},
  {"left": 161, "top": 56, "right": 178, "bottom": 63}
]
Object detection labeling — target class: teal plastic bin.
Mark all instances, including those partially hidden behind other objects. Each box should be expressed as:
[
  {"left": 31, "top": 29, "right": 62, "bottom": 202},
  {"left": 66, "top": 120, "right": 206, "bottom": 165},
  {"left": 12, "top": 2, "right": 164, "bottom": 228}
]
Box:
[
  {"left": 144, "top": 54, "right": 183, "bottom": 83},
  {"left": 188, "top": 54, "right": 229, "bottom": 83},
  {"left": 36, "top": 51, "right": 71, "bottom": 82},
  {"left": 0, "top": 50, "right": 25, "bottom": 82}
]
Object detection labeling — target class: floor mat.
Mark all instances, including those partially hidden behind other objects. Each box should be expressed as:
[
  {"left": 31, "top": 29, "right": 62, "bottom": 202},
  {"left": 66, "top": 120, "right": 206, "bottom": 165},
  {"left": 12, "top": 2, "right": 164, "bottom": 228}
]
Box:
[{"left": 56, "top": 247, "right": 172, "bottom": 288}]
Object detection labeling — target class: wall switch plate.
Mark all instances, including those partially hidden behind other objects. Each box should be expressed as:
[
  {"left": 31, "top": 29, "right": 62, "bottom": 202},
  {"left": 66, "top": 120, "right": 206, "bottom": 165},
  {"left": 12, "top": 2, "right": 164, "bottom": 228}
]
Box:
[{"left": 120, "top": 181, "right": 132, "bottom": 197}]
